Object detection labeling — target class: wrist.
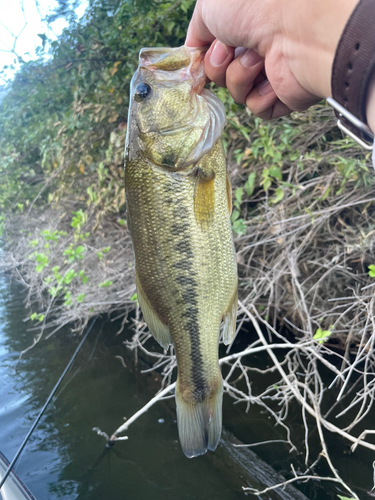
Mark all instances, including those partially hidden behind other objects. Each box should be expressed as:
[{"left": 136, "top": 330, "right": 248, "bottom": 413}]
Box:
[{"left": 283, "top": 0, "right": 358, "bottom": 99}]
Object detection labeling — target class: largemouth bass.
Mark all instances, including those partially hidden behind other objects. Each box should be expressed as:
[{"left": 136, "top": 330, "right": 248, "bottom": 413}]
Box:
[{"left": 124, "top": 45, "right": 238, "bottom": 458}]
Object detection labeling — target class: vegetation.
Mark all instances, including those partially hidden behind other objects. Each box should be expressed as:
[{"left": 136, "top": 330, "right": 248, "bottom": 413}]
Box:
[
  {"left": 1, "top": 0, "right": 196, "bottom": 335},
  {"left": 1, "top": 0, "right": 375, "bottom": 498}
]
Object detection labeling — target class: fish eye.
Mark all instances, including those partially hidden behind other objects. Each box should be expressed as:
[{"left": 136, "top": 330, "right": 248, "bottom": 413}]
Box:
[{"left": 134, "top": 82, "right": 152, "bottom": 102}]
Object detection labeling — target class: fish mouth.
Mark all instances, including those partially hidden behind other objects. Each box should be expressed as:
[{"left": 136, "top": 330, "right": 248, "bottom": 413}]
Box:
[
  {"left": 138, "top": 45, "right": 208, "bottom": 94},
  {"left": 128, "top": 45, "right": 226, "bottom": 170}
]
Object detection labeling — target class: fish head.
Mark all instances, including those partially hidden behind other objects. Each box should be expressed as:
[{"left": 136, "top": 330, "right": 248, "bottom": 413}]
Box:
[{"left": 126, "top": 46, "right": 226, "bottom": 171}]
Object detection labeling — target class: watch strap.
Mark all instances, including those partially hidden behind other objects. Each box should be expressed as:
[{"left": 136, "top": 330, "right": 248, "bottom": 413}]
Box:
[{"left": 331, "top": 0, "right": 375, "bottom": 142}]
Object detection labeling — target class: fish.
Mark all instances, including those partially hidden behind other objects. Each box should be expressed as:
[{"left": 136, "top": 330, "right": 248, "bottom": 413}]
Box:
[{"left": 124, "top": 45, "right": 238, "bottom": 458}]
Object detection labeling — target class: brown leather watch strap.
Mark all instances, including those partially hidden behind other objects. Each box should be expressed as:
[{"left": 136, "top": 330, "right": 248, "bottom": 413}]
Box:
[{"left": 331, "top": 0, "right": 375, "bottom": 137}]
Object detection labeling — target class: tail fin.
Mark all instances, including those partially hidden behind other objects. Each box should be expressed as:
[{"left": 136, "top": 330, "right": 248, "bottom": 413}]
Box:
[{"left": 175, "top": 381, "right": 223, "bottom": 458}]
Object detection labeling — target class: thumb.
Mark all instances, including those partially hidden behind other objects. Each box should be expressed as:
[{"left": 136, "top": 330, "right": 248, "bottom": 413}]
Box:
[{"left": 185, "top": 1, "right": 215, "bottom": 47}]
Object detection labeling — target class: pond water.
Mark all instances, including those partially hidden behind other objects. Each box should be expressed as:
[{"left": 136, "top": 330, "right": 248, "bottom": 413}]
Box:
[{"left": 0, "top": 270, "right": 374, "bottom": 500}]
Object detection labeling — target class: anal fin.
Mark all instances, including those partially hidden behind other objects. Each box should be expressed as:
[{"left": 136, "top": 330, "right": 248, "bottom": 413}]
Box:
[
  {"left": 222, "top": 287, "right": 238, "bottom": 345},
  {"left": 136, "top": 275, "right": 172, "bottom": 349}
]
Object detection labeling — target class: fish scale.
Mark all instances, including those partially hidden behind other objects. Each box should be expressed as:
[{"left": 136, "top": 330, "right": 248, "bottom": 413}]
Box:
[{"left": 125, "top": 46, "right": 238, "bottom": 458}]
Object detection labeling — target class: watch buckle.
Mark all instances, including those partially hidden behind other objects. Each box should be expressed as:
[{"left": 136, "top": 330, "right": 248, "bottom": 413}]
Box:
[{"left": 327, "top": 97, "right": 374, "bottom": 151}]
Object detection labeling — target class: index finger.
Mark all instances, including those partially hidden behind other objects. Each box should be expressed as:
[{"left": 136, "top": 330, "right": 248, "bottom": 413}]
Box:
[{"left": 185, "top": 1, "right": 215, "bottom": 47}]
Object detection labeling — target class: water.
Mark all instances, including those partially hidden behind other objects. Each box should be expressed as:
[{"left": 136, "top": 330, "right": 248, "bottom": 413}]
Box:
[
  {"left": 0, "top": 272, "right": 247, "bottom": 500},
  {"left": 0, "top": 270, "right": 374, "bottom": 500}
]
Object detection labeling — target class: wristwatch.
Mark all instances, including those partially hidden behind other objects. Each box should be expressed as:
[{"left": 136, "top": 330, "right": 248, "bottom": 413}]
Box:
[{"left": 328, "top": 0, "right": 375, "bottom": 151}]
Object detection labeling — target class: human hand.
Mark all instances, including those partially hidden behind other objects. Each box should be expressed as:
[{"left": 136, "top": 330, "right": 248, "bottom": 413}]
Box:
[{"left": 186, "top": 0, "right": 358, "bottom": 119}]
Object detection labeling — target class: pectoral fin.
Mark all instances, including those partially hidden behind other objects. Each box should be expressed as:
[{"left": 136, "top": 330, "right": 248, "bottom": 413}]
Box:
[
  {"left": 222, "top": 287, "right": 238, "bottom": 345},
  {"left": 136, "top": 275, "right": 172, "bottom": 349},
  {"left": 194, "top": 171, "right": 215, "bottom": 229}
]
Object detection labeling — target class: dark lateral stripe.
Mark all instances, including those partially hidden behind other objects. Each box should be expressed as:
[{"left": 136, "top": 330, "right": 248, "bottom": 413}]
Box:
[
  {"left": 170, "top": 222, "right": 190, "bottom": 236},
  {"left": 173, "top": 259, "right": 193, "bottom": 272},
  {"left": 173, "top": 205, "right": 188, "bottom": 219},
  {"left": 184, "top": 307, "right": 206, "bottom": 401},
  {"left": 175, "top": 275, "right": 196, "bottom": 287},
  {"left": 175, "top": 240, "right": 194, "bottom": 259},
  {"left": 175, "top": 229, "right": 206, "bottom": 401}
]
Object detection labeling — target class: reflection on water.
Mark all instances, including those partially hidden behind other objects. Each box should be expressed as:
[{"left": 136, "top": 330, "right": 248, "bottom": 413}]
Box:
[
  {"left": 0, "top": 269, "right": 374, "bottom": 500},
  {"left": 0, "top": 272, "right": 247, "bottom": 500}
]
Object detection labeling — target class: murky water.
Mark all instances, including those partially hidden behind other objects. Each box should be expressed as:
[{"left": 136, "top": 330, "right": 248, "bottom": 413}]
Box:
[
  {"left": 0, "top": 272, "right": 248, "bottom": 500},
  {"left": 0, "top": 270, "right": 374, "bottom": 500}
]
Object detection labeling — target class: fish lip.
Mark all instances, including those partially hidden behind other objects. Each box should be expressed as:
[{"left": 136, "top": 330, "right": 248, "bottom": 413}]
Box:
[
  {"left": 136, "top": 46, "right": 208, "bottom": 94},
  {"left": 126, "top": 45, "right": 226, "bottom": 168}
]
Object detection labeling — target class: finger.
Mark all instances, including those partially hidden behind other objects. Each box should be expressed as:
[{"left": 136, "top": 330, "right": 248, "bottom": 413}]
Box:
[
  {"left": 225, "top": 49, "right": 264, "bottom": 104},
  {"left": 245, "top": 81, "right": 293, "bottom": 119},
  {"left": 257, "top": 100, "right": 293, "bottom": 120},
  {"left": 204, "top": 40, "right": 235, "bottom": 88},
  {"left": 185, "top": 0, "right": 215, "bottom": 47}
]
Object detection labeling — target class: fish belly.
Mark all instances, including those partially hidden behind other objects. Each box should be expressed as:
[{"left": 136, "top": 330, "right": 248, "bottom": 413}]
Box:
[{"left": 125, "top": 140, "right": 237, "bottom": 457}]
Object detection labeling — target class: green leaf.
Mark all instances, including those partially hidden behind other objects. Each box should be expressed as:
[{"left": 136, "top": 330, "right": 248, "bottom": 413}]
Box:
[
  {"left": 76, "top": 293, "right": 85, "bottom": 303},
  {"left": 36, "top": 264, "right": 45, "bottom": 272},
  {"left": 235, "top": 187, "right": 243, "bottom": 203},
  {"left": 269, "top": 166, "right": 282, "bottom": 180},
  {"left": 87, "top": 186, "right": 96, "bottom": 203},
  {"left": 368, "top": 265, "right": 375, "bottom": 277},
  {"left": 38, "top": 314, "right": 45, "bottom": 322},
  {"left": 63, "top": 269, "right": 77, "bottom": 284},
  {"left": 231, "top": 210, "right": 240, "bottom": 222},
  {"left": 313, "top": 328, "right": 332, "bottom": 344},
  {"left": 270, "top": 188, "right": 284, "bottom": 205},
  {"left": 181, "top": 0, "right": 189, "bottom": 12},
  {"left": 63, "top": 246, "right": 73, "bottom": 256},
  {"left": 118, "top": 219, "right": 126, "bottom": 226},
  {"left": 36, "top": 253, "right": 48, "bottom": 265},
  {"left": 78, "top": 270, "right": 88, "bottom": 284},
  {"left": 42, "top": 230, "right": 60, "bottom": 241},
  {"left": 337, "top": 496, "right": 356, "bottom": 500},
  {"left": 232, "top": 218, "right": 246, "bottom": 236},
  {"left": 244, "top": 172, "right": 256, "bottom": 197},
  {"left": 30, "top": 313, "right": 38, "bottom": 321},
  {"left": 166, "top": 21, "right": 175, "bottom": 33},
  {"left": 75, "top": 245, "right": 85, "bottom": 255},
  {"left": 52, "top": 266, "right": 61, "bottom": 280},
  {"left": 130, "top": 292, "right": 138, "bottom": 301},
  {"left": 263, "top": 179, "right": 271, "bottom": 191},
  {"left": 102, "top": 246, "right": 111, "bottom": 253},
  {"left": 99, "top": 280, "right": 113, "bottom": 288},
  {"left": 64, "top": 290, "right": 72, "bottom": 306}
]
